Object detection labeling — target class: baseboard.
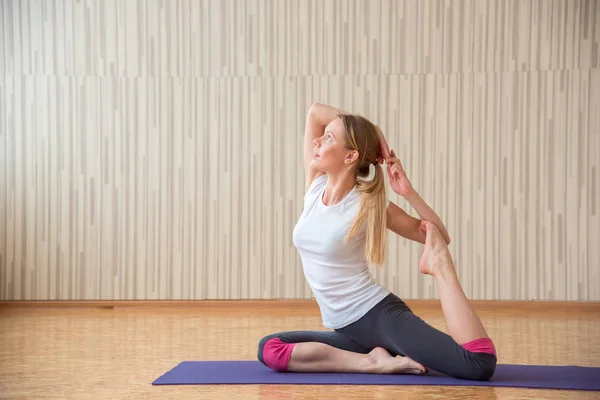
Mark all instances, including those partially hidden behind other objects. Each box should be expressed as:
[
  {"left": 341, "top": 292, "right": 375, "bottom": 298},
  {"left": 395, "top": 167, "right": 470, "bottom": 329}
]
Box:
[{"left": 0, "top": 299, "right": 598, "bottom": 312}]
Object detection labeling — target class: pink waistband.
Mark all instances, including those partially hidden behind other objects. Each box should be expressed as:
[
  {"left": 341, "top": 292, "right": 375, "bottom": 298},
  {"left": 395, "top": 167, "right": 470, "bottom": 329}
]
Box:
[{"left": 461, "top": 337, "right": 496, "bottom": 356}]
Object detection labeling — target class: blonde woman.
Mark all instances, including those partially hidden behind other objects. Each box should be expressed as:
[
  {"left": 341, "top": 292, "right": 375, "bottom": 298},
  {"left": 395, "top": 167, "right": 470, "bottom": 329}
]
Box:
[{"left": 257, "top": 103, "right": 497, "bottom": 381}]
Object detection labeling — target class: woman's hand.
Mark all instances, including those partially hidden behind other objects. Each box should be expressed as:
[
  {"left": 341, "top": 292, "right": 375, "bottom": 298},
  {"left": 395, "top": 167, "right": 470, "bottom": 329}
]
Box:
[{"left": 386, "top": 150, "right": 414, "bottom": 197}]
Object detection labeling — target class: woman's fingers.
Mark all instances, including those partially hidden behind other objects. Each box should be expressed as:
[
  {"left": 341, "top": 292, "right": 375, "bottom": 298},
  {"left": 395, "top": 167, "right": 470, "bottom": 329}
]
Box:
[
  {"left": 386, "top": 157, "right": 400, "bottom": 165},
  {"left": 387, "top": 164, "right": 398, "bottom": 179},
  {"left": 385, "top": 149, "right": 399, "bottom": 165},
  {"left": 384, "top": 149, "right": 405, "bottom": 181},
  {"left": 389, "top": 162, "right": 404, "bottom": 179},
  {"left": 380, "top": 141, "right": 391, "bottom": 160}
]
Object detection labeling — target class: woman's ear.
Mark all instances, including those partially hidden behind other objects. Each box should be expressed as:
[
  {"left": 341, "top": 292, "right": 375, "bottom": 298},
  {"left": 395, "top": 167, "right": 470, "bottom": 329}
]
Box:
[{"left": 344, "top": 149, "right": 359, "bottom": 164}]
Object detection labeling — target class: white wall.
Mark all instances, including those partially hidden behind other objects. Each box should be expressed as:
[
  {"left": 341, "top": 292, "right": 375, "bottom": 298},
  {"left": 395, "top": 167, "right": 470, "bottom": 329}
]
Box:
[{"left": 1, "top": 0, "right": 599, "bottom": 300}]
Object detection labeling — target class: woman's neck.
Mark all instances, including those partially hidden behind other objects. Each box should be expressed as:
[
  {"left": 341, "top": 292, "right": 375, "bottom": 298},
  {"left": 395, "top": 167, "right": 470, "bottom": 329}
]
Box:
[{"left": 322, "top": 172, "right": 356, "bottom": 206}]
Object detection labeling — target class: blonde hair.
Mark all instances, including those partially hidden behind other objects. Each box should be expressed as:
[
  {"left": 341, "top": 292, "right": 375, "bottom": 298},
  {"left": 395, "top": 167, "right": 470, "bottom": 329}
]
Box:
[{"left": 338, "top": 114, "right": 387, "bottom": 266}]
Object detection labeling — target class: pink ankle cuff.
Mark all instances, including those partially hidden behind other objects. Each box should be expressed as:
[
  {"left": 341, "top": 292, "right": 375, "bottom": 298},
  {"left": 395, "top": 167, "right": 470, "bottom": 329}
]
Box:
[
  {"left": 461, "top": 338, "right": 496, "bottom": 356},
  {"left": 262, "top": 338, "right": 295, "bottom": 371}
]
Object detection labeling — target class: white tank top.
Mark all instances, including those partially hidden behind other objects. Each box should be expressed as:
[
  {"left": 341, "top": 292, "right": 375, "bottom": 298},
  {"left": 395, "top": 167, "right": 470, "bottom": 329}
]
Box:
[{"left": 292, "top": 174, "right": 390, "bottom": 329}]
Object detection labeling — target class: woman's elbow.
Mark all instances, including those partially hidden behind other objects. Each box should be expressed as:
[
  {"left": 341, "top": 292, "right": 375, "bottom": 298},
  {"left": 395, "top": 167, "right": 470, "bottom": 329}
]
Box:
[{"left": 307, "top": 102, "right": 322, "bottom": 117}]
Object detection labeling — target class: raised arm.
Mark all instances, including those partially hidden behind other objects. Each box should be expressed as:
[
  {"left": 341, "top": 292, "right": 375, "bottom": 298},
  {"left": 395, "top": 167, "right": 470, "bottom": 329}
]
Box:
[
  {"left": 385, "top": 149, "right": 451, "bottom": 245},
  {"left": 303, "top": 103, "right": 345, "bottom": 190},
  {"left": 402, "top": 190, "right": 451, "bottom": 244},
  {"left": 386, "top": 202, "right": 426, "bottom": 244}
]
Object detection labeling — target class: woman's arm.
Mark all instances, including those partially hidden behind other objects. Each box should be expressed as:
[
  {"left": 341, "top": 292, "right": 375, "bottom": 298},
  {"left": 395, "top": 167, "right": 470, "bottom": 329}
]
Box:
[
  {"left": 386, "top": 202, "right": 425, "bottom": 244},
  {"left": 384, "top": 149, "right": 451, "bottom": 245},
  {"left": 303, "top": 103, "right": 344, "bottom": 189},
  {"left": 403, "top": 190, "right": 451, "bottom": 245}
]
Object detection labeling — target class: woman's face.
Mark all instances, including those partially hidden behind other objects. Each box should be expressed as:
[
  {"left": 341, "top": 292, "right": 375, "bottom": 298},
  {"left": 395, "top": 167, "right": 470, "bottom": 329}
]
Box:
[{"left": 310, "top": 118, "right": 358, "bottom": 173}]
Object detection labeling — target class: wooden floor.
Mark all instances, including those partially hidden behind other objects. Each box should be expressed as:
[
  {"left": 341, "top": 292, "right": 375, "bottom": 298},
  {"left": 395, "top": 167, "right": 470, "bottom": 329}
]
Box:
[{"left": 0, "top": 300, "right": 599, "bottom": 400}]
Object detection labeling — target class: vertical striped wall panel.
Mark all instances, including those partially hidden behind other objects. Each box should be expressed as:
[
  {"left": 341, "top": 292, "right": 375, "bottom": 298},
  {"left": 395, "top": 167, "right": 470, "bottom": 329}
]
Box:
[{"left": 1, "top": 0, "right": 599, "bottom": 300}]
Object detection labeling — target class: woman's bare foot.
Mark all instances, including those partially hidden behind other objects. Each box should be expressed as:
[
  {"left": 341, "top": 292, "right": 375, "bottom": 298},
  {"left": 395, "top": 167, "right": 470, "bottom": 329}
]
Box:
[
  {"left": 419, "top": 221, "right": 454, "bottom": 276},
  {"left": 366, "top": 347, "right": 427, "bottom": 375}
]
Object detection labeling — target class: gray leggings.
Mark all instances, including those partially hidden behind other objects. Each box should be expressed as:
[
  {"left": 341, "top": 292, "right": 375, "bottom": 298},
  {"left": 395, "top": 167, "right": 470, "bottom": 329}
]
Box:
[{"left": 257, "top": 293, "right": 497, "bottom": 381}]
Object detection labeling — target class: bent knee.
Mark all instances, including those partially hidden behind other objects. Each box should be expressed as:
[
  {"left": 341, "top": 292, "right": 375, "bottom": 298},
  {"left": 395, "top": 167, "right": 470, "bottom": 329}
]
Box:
[
  {"left": 460, "top": 338, "right": 497, "bottom": 381},
  {"left": 471, "top": 361, "right": 497, "bottom": 381},
  {"left": 257, "top": 337, "right": 295, "bottom": 371},
  {"left": 462, "top": 359, "right": 496, "bottom": 381},
  {"left": 463, "top": 354, "right": 497, "bottom": 381}
]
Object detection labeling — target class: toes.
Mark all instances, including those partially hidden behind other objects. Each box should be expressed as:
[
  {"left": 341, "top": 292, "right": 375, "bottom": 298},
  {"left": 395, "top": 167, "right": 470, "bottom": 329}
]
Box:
[{"left": 421, "top": 220, "right": 436, "bottom": 234}]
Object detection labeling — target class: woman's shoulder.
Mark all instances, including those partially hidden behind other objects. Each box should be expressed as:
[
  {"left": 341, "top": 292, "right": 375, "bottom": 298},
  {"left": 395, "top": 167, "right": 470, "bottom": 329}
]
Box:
[{"left": 305, "top": 174, "right": 327, "bottom": 199}]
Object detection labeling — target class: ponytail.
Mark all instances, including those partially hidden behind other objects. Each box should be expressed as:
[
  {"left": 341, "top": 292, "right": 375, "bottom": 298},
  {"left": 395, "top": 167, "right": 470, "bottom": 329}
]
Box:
[{"left": 344, "top": 163, "right": 387, "bottom": 266}]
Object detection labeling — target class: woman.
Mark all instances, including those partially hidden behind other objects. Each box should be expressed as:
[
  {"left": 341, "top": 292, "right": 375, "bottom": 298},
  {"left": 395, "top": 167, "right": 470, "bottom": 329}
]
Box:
[{"left": 257, "top": 103, "right": 497, "bottom": 380}]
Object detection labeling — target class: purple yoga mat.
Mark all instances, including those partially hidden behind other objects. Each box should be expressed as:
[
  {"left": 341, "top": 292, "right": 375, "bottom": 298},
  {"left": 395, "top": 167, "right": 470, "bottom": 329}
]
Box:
[{"left": 152, "top": 360, "right": 600, "bottom": 391}]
